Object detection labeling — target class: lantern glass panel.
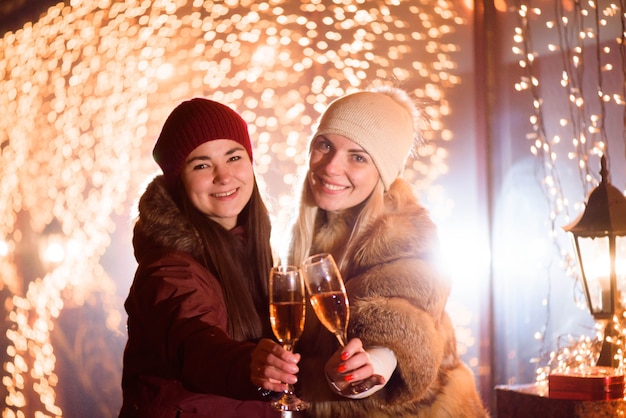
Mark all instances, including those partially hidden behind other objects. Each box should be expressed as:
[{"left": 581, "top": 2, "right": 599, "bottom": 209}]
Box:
[
  {"left": 617, "top": 236, "right": 626, "bottom": 305},
  {"left": 576, "top": 236, "right": 611, "bottom": 315}
]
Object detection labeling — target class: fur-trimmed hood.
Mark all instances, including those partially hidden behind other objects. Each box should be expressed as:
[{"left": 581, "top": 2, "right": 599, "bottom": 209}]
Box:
[{"left": 132, "top": 175, "right": 203, "bottom": 263}]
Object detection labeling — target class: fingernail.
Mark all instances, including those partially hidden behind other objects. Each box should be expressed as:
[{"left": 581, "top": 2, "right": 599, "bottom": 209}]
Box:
[
  {"left": 341, "top": 352, "right": 349, "bottom": 361},
  {"left": 344, "top": 374, "right": 354, "bottom": 382},
  {"left": 337, "top": 364, "right": 347, "bottom": 373}
]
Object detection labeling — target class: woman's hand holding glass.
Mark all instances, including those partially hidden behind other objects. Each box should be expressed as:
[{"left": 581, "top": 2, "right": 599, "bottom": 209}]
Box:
[
  {"left": 250, "top": 338, "right": 301, "bottom": 394},
  {"left": 324, "top": 338, "right": 386, "bottom": 396},
  {"left": 301, "top": 253, "right": 384, "bottom": 396}
]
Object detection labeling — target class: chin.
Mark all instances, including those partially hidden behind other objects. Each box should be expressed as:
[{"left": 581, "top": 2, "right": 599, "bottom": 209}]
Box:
[{"left": 315, "top": 200, "right": 342, "bottom": 212}]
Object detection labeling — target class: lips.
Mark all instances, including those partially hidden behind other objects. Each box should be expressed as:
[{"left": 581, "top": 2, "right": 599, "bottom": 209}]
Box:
[{"left": 311, "top": 173, "right": 349, "bottom": 192}]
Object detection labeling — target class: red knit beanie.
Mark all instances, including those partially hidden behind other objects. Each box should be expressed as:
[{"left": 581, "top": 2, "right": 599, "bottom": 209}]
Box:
[{"left": 153, "top": 98, "right": 253, "bottom": 186}]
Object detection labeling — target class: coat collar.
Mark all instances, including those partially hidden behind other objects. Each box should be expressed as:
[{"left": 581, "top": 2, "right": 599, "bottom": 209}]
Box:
[
  {"left": 132, "top": 175, "right": 202, "bottom": 262},
  {"left": 324, "top": 179, "right": 439, "bottom": 277}
]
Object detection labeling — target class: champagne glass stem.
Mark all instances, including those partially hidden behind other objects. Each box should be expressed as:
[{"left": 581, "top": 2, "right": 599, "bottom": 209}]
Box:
[
  {"left": 282, "top": 344, "right": 296, "bottom": 396},
  {"left": 271, "top": 343, "right": 309, "bottom": 411}
]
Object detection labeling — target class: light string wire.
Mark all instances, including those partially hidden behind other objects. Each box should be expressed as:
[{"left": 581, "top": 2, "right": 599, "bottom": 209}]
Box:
[
  {"left": 621, "top": 0, "right": 626, "bottom": 160},
  {"left": 512, "top": 0, "right": 565, "bottom": 376},
  {"left": 513, "top": 0, "right": 626, "bottom": 381}
]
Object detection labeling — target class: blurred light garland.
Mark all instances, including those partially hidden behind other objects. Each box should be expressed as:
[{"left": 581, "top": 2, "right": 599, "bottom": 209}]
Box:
[
  {"left": 512, "top": 0, "right": 626, "bottom": 378},
  {"left": 0, "top": 0, "right": 465, "bottom": 415}
]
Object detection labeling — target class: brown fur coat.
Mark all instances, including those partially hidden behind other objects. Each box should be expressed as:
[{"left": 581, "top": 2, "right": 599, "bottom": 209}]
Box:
[{"left": 296, "top": 179, "right": 487, "bottom": 418}]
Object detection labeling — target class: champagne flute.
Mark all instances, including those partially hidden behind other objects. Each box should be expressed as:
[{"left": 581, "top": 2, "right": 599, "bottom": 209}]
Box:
[
  {"left": 269, "top": 265, "right": 310, "bottom": 411},
  {"left": 301, "top": 253, "right": 382, "bottom": 395}
]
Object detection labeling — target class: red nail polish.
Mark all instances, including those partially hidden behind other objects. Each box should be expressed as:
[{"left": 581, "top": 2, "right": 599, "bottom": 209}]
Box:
[
  {"left": 341, "top": 352, "right": 349, "bottom": 361},
  {"left": 344, "top": 374, "right": 354, "bottom": 382},
  {"left": 337, "top": 364, "right": 347, "bottom": 373}
]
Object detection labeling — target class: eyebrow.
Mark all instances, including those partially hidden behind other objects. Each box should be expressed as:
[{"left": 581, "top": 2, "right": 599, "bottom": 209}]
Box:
[{"left": 185, "top": 145, "right": 246, "bottom": 164}]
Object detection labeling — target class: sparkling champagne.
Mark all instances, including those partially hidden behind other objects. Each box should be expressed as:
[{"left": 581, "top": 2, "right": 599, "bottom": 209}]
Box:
[
  {"left": 270, "top": 301, "right": 306, "bottom": 344},
  {"left": 309, "top": 290, "right": 349, "bottom": 341}
]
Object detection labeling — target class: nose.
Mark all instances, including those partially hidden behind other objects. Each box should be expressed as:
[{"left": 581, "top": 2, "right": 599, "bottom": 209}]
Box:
[
  {"left": 213, "top": 164, "right": 232, "bottom": 183},
  {"left": 319, "top": 152, "right": 344, "bottom": 176}
]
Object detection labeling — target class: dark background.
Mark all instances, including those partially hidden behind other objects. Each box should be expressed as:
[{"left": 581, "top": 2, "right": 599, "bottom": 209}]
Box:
[{"left": 0, "top": 0, "right": 60, "bottom": 34}]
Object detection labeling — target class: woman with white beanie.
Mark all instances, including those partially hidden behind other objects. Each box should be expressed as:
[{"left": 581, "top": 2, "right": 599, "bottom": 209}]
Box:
[{"left": 285, "top": 87, "right": 488, "bottom": 417}]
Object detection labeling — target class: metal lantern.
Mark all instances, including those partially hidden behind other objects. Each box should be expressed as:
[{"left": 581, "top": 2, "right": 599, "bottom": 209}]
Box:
[{"left": 564, "top": 155, "right": 626, "bottom": 368}]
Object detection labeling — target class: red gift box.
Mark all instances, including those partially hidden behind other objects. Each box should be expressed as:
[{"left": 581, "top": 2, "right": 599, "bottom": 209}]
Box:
[{"left": 548, "top": 366, "right": 625, "bottom": 400}]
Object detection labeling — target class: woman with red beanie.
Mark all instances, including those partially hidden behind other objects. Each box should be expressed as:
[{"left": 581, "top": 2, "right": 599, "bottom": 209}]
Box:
[
  {"left": 284, "top": 87, "right": 488, "bottom": 417},
  {"left": 119, "top": 98, "right": 294, "bottom": 418}
]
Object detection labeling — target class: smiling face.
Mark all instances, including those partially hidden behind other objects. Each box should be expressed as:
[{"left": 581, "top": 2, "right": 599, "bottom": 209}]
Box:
[
  {"left": 307, "top": 133, "right": 380, "bottom": 212},
  {"left": 180, "top": 139, "right": 254, "bottom": 230}
]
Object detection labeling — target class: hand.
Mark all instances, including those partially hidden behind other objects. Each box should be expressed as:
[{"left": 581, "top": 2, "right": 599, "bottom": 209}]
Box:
[
  {"left": 324, "top": 338, "right": 385, "bottom": 393},
  {"left": 250, "top": 338, "right": 300, "bottom": 393}
]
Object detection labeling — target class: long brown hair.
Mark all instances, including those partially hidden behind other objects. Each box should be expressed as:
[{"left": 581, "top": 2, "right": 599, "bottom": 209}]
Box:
[{"left": 175, "top": 180, "right": 273, "bottom": 341}]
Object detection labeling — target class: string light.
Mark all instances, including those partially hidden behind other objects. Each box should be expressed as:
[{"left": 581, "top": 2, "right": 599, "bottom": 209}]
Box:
[
  {"left": 513, "top": 0, "right": 626, "bottom": 378},
  {"left": 0, "top": 0, "right": 465, "bottom": 415}
]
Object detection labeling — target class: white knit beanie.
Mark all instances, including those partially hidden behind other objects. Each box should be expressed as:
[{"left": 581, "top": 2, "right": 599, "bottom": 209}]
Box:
[{"left": 312, "top": 90, "right": 415, "bottom": 191}]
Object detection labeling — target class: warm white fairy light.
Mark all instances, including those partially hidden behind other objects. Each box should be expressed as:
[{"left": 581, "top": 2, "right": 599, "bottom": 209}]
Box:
[
  {"left": 0, "top": 0, "right": 465, "bottom": 415},
  {"left": 514, "top": 0, "right": 626, "bottom": 378}
]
